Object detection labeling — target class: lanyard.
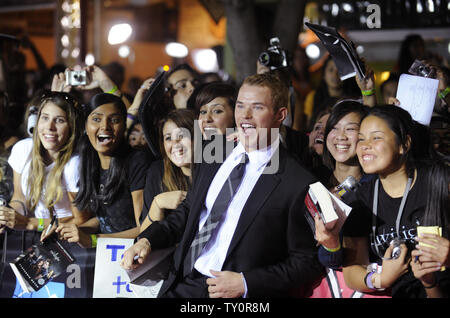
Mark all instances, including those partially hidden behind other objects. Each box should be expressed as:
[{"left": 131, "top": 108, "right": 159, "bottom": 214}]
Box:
[{"left": 371, "top": 177, "right": 412, "bottom": 260}]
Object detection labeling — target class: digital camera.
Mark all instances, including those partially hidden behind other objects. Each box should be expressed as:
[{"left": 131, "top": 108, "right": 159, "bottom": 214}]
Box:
[
  {"left": 65, "top": 70, "right": 87, "bottom": 86},
  {"left": 408, "top": 59, "right": 433, "bottom": 78},
  {"left": 336, "top": 175, "right": 359, "bottom": 198},
  {"left": 390, "top": 237, "right": 405, "bottom": 259},
  {"left": 258, "top": 37, "right": 289, "bottom": 70}
]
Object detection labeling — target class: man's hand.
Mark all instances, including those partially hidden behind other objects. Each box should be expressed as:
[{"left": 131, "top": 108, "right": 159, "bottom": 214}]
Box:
[
  {"left": 206, "top": 270, "right": 245, "bottom": 298},
  {"left": 120, "top": 238, "right": 151, "bottom": 270}
]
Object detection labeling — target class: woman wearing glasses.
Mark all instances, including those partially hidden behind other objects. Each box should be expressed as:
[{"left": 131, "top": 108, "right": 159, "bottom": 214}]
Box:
[{"left": 0, "top": 91, "right": 88, "bottom": 234}]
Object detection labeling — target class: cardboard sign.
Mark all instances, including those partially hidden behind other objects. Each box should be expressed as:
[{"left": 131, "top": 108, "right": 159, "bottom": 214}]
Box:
[{"left": 92, "top": 238, "right": 136, "bottom": 298}]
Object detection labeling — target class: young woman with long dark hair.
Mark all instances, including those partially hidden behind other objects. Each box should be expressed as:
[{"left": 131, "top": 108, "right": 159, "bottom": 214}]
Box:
[{"left": 56, "top": 93, "right": 151, "bottom": 247}]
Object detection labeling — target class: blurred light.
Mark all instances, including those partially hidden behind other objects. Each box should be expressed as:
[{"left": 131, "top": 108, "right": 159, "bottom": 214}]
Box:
[
  {"left": 448, "top": 42, "right": 450, "bottom": 54},
  {"left": 360, "top": 15, "right": 367, "bottom": 24},
  {"left": 417, "top": 2, "right": 423, "bottom": 13},
  {"left": 163, "top": 65, "right": 170, "bottom": 72},
  {"left": 71, "top": 48, "right": 80, "bottom": 58},
  {"left": 305, "top": 43, "right": 321, "bottom": 59},
  {"left": 380, "top": 71, "right": 390, "bottom": 82},
  {"left": 62, "top": 1, "right": 71, "bottom": 13},
  {"left": 61, "top": 16, "right": 70, "bottom": 28},
  {"left": 331, "top": 3, "right": 339, "bottom": 16},
  {"left": 427, "top": 0, "right": 435, "bottom": 12},
  {"left": 192, "top": 49, "right": 218, "bottom": 73},
  {"left": 165, "top": 42, "right": 189, "bottom": 58},
  {"left": 342, "top": 3, "right": 353, "bottom": 12},
  {"left": 108, "top": 23, "right": 132, "bottom": 45},
  {"left": 85, "top": 53, "right": 95, "bottom": 66},
  {"left": 118, "top": 45, "right": 130, "bottom": 58},
  {"left": 356, "top": 45, "right": 364, "bottom": 54},
  {"left": 61, "top": 34, "right": 69, "bottom": 47},
  {"left": 61, "top": 49, "right": 69, "bottom": 59}
]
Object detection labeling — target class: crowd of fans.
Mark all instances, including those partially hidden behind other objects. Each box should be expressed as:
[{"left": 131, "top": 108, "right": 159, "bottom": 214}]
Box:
[{"left": 0, "top": 32, "right": 449, "bottom": 298}]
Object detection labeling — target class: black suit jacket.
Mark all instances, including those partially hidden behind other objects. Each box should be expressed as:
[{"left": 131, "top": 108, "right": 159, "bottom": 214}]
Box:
[{"left": 139, "top": 143, "right": 323, "bottom": 297}]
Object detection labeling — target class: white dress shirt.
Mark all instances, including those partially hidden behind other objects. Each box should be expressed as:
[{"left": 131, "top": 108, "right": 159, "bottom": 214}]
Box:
[{"left": 194, "top": 140, "right": 278, "bottom": 278}]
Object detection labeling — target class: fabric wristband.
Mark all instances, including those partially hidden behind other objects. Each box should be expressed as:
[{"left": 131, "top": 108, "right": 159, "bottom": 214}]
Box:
[
  {"left": 438, "top": 86, "right": 450, "bottom": 99},
  {"left": 365, "top": 271, "right": 375, "bottom": 289},
  {"left": 37, "top": 218, "right": 45, "bottom": 232},
  {"left": 323, "top": 242, "right": 341, "bottom": 253},
  {"left": 127, "top": 113, "right": 137, "bottom": 121},
  {"left": 361, "top": 89, "right": 375, "bottom": 96},
  {"left": 91, "top": 234, "right": 98, "bottom": 248},
  {"left": 107, "top": 85, "right": 118, "bottom": 95}
]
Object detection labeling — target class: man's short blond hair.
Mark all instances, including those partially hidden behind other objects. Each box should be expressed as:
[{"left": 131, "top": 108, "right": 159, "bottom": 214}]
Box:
[{"left": 242, "top": 72, "right": 289, "bottom": 112}]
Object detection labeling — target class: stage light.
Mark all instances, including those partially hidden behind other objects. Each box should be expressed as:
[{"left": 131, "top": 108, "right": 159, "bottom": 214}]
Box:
[
  {"left": 165, "top": 42, "right": 189, "bottom": 58},
  {"left": 108, "top": 23, "right": 133, "bottom": 45},
  {"left": 163, "top": 65, "right": 170, "bottom": 72}
]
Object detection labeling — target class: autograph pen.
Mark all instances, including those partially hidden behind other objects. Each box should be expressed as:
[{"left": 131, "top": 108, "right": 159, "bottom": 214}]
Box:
[{"left": 44, "top": 214, "right": 57, "bottom": 237}]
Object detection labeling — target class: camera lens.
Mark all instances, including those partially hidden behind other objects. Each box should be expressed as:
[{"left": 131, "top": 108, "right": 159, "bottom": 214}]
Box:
[{"left": 258, "top": 51, "right": 283, "bottom": 68}]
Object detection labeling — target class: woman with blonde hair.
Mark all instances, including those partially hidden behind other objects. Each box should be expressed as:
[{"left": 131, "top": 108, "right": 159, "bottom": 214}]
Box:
[{"left": 0, "top": 91, "right": 89, "bottom": 233}]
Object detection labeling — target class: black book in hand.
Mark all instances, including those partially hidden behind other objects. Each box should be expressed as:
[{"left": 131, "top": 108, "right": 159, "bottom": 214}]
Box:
[
  {"left": 9, "top": 233, "right": 75, "bottom": 293},
  {"left": 305, "top": 22, "right": 366, "bottom": 81}
]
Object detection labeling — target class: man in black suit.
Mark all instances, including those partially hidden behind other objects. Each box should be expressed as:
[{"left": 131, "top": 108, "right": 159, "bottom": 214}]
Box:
[{"left": 121, "top": 72, "right": 323, "bottom": 298}]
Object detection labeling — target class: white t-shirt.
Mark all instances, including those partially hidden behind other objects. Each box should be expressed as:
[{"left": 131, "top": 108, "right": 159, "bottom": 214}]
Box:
[{"left": 8, "top": 138, "right": 80, "bottom": 219}]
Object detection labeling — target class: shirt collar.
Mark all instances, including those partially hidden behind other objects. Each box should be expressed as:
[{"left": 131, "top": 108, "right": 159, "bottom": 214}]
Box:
[{"left": 232, "top": 137, "right": 280, "bottom": 169}]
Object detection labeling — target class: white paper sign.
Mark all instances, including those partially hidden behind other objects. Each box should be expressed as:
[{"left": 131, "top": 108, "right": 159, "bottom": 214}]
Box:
[
  {"left": 92, "top": 237, "right": 136, "bottom": 298},
  {"left": 396, "top": 74, "right": 439, "bottom": 125}
]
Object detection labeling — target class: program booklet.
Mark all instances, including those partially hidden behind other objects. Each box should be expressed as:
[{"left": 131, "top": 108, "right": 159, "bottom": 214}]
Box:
[{"left": 9, "top": 233, "right": 76, "bottom": 293}]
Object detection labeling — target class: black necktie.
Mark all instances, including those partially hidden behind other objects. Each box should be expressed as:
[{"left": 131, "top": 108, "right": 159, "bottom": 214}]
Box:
[{"left": 183, "top": 153, "right": 248, "bottom": 276}]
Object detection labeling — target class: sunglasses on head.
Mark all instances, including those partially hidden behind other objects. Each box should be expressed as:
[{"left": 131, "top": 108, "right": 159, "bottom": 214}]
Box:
[{"left": 40, "top": 90, "right": 81, "bottom": 108}]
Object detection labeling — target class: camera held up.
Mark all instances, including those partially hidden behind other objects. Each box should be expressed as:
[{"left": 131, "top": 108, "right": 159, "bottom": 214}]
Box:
[
  {"left": 258, "top": 37, "right": 289, "bottom": 71},
  {"left": 408, "top": 59, "right": 434, "bottom": 78},
  {"left": 65, "top": 70, "right": 88, "bottom": 86}
]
